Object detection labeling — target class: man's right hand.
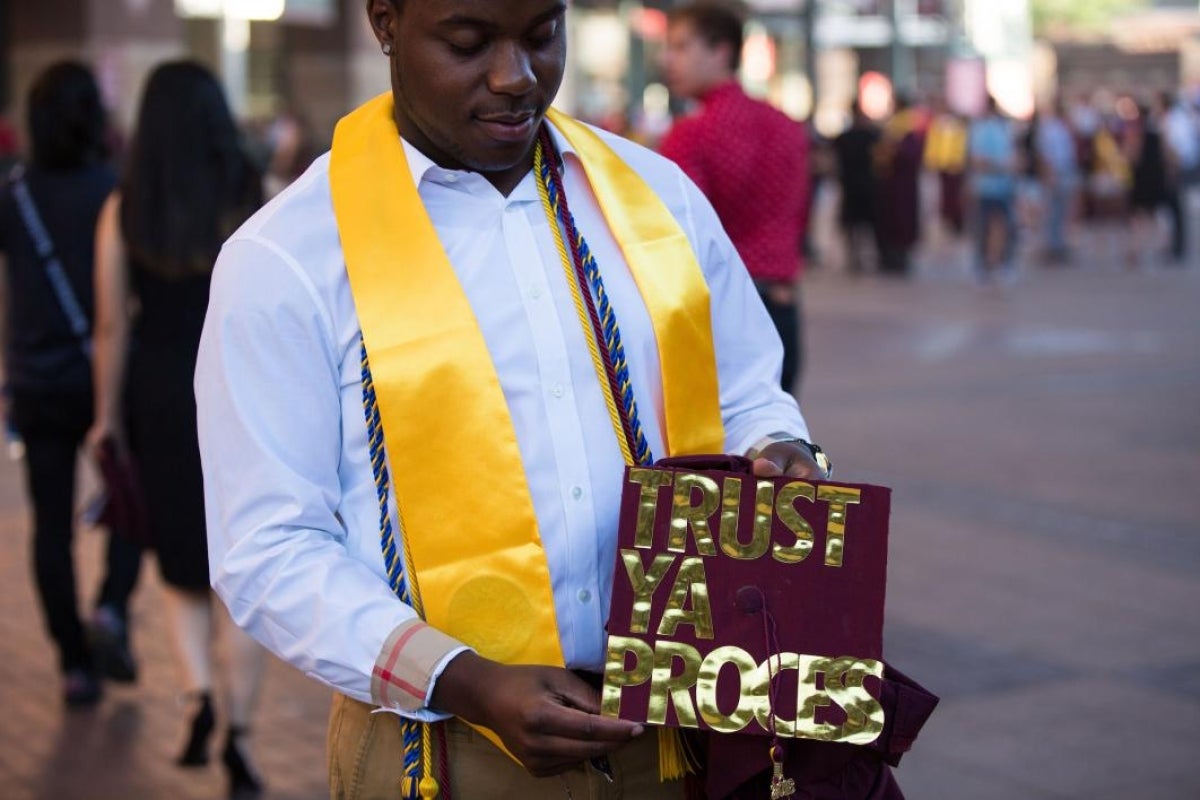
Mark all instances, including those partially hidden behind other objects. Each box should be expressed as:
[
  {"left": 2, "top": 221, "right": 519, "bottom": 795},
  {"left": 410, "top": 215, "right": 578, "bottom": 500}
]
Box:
[{"left": 430, "top": 651, "right": 644, "bottom": 777}]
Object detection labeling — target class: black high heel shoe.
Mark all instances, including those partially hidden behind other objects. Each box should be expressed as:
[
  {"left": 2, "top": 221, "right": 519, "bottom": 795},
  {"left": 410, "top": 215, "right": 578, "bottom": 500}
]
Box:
[
  {"left": 176, "top": 691, "right": 215, "bottom": 766},
  {"left": 222, "top": 726, "right": 264, "bottom": 799}
]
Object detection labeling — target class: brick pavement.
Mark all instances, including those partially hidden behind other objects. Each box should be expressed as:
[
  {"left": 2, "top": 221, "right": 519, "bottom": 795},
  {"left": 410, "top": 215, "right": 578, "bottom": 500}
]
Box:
[
  {"left": 0, "top": 216, "right": 1197, "bottom": 799},
  {"left": 0, "top": 456, "right": 331, "bottom": 800},
  {"left": 802, "top": 209, "right": 1200, "bottom": 798}
]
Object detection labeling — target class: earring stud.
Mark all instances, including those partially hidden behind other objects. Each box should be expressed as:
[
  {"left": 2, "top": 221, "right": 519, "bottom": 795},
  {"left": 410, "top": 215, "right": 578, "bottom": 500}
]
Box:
[{"left": 381, "top": 42, "right": 393, "bottom": 56}]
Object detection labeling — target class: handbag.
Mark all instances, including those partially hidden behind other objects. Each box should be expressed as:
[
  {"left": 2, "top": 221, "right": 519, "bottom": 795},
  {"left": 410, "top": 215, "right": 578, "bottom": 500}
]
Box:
[
  {"left": 8, "top": 165, "right": 148, "bottom": 544},
  {"left": 92, "top": 437, "right": 150, "bottom": 546}
]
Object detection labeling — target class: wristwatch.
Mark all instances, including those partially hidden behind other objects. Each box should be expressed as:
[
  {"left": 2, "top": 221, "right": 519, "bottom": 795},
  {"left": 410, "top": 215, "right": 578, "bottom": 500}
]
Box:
[{"left": 752, "top": 434, "right": 832, "bottom": 479}]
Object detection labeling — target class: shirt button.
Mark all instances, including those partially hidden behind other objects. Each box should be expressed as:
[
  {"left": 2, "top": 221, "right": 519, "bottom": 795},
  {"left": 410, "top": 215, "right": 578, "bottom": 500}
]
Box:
[
  {"left": 551, "top": 383, "right": 564, "bottom": 398},
  {"left": 577, "top": 589, "right": 591, "bottom": 603},
  {"left": 530, "top": 287, "right": 542, "bottom": 300},
  {"left": 571, "top": 486, "right": 583, "bottom": 500},
  {"left": 443, "top": 173, "right": 458, "bottom": 183}
]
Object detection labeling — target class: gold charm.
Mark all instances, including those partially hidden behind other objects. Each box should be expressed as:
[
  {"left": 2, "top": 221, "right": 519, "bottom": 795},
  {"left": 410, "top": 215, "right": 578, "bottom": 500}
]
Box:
[{"left": 770, "top": 757, "right": 796, "bottom": 799}]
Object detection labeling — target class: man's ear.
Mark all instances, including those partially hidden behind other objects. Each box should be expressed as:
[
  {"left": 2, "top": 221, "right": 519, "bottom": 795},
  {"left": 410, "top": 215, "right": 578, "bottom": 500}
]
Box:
[
  {"left": 715, "top": 41, "right": 736, "bottom": 74},
  {"left": 366, "top": 0, "right": 399, "bottom": 48}
]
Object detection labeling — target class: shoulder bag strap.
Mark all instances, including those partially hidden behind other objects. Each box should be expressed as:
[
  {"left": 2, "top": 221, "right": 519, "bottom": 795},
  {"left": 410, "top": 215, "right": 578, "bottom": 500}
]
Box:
[{"left": 7, "top": 164, "right": 92, "bottom": 357}]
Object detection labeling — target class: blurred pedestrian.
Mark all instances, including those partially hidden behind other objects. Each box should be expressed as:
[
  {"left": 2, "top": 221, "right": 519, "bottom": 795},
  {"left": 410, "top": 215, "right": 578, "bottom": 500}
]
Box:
[
  {"left": 1071, "top": 95, "right": 1102, "bottom": 221},
  {"left": 803, "top": 120, "right": 834, "bottom": 267},
  {"left": 1017, "top": 109, "right": 1043, "bottom": 229},
  {"left": 834, "top": 100, "right": 882, "bottom": 273},
  {"left": 0, "top": 61, "right": 143, "bottom": 707},
  {"left": 1125, "top": 101, "right": 1169, "bottom": 268},
  {"left": 1085, "top": 117, "right": 1132, "bottom": 264},
  {"left": 968, "top": 95, "right": 1019, "bottom": 283},
  {"left": 659, "top": 1, "right": 810, "bottom": 393},
  {"left": 1160, "top": 90, "right": 1198, "bottom": 263},
  {"left": 874, "top": 94, "right": 923, "bottom": 276},
  {"left": 87, "top": 61, "right": 266, "bottom": 798},
  {"left": 923, "top": 96, "right": 968, "bottom": 236},
  {"left": 1035, "top": 99, "right": 1080, "bottom": 264},
  {"left": 262, "top": 103, "right": 318, "bottom": 199}
]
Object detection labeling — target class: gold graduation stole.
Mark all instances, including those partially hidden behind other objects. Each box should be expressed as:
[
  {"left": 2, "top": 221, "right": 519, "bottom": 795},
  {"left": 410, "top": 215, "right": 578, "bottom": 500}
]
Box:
[{"left": 329, "top": 91, "right": 723, "bottom": 748}]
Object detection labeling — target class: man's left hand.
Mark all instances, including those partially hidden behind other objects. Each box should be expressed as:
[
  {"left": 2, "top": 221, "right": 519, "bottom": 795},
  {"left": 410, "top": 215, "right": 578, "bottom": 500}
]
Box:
[{"left": 752, "top": 441, "right": 824, "bottom": 479}]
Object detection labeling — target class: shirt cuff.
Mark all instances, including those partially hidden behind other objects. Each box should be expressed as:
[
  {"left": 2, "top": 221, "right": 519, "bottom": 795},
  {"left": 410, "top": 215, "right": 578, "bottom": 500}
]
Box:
[
  {"left": 744, "top": 430, "right": 809, "bottom": 459},
  {"left": 370, "top": 619, "right": 470, "bottom": 716}
]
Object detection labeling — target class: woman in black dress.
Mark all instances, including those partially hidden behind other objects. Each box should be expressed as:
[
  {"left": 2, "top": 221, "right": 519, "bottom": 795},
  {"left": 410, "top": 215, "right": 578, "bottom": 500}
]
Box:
[
  {"left": 88, "top": 61, "right": 265, "bottom": 798},
  {"left": 1127, "top": 103, "right": 1168, "bottom": 267}
]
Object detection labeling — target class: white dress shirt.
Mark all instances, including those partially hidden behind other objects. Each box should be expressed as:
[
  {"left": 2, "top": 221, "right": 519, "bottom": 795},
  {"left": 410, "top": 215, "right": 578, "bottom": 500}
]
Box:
[{"left": 195, "top": 120, "right": 808, "bottom": 717}]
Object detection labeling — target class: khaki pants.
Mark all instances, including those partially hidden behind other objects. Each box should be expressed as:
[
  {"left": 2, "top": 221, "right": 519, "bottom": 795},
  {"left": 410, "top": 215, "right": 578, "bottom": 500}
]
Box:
[{"left": 327, "top": 693, "right": 683, "bottom": 800}]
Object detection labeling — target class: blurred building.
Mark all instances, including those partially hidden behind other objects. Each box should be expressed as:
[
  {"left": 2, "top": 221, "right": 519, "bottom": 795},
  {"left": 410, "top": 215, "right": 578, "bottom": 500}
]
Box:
[
  {"left": 17, "top": 0, "right": 1190, "bottom": 157},
  {"left": 1044, "top": 0, "right": 1200, "bottom": 103},
  {"left": 1, "top": 0, "right": 386, "bottom": 153}
]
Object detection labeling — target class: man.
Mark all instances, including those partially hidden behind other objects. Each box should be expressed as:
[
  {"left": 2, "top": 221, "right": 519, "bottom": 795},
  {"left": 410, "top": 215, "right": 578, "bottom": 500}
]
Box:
[
  {"left": 873, "top": 95, "right": 923, "bottom": 277},
  {"left": 1160, "top": 90, "right": 1199, "bottom": 263},
  {"left": 968, "top": 95, "right": 1019, "bottom": 283},
  {"left": 834, "top": 101, "right": 882, "bottom": 274},
  {"left": 193, "top": 1, "right": 890, "bottom": 798},
  {"left": 658, "top": 2, "right": 809, "bottom": 395},
  {"left": 923, "top": 96, "right": 967, "bottom": 238},
  {"left": 1034, "top": 99, "right": 1079, "bottom": 265}
]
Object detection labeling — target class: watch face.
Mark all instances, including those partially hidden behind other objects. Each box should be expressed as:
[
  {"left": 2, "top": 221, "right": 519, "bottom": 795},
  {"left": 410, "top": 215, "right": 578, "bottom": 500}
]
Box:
[{"left": 816, "top": 452, "right": 832, "bottom": 478}]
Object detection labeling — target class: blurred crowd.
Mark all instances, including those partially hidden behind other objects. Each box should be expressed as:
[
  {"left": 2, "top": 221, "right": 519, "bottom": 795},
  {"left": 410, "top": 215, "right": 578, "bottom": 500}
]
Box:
[{"left": 810, "top": 87, "right": 1200, "bottom": 281}]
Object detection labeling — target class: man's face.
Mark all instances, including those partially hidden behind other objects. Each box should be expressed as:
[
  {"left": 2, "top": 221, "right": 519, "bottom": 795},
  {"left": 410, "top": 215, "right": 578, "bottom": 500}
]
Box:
[
  {"left": 662, "top": 19, "right": 730, "bottom": 101},
  {"left": 369, "top": 0, "right": 567, "bottom": 194}
]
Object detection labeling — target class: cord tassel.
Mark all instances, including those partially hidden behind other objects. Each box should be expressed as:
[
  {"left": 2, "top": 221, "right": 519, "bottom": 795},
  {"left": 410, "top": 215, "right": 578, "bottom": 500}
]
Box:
[{"left": 657, "top": 727, "right": 696, "bottom": 781}]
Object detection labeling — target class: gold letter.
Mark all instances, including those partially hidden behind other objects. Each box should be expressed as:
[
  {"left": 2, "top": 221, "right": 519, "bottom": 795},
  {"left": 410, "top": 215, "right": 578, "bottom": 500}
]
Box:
[
  {"left": 669, "top": 473, "right": 719, "bottom": 555},
  {"left": 720, "top": 477, "right": 771, "bottom": 560},
  {"left": 795, "top": 655, "right": 839, "bottom": 740},
  {"left": 773, "top": 481, "right": 816, "bottom": 564},
  {"left": 825, "top": 657, "right": 885, "bottom": 744},
  {"left": 601, "top": 636, "right": 654, "bottom": 718},
  {"left": 751, "top": 651, "right": 801, "bottom": 737},
  {"left": 628, "top": 468, "right": 674, "bottom": 549},
  {"left": 648, "top": 641, "right": 702, "bottom": 727},
  {"left": 753, "top": 480, "right": 774, "bottom": 553},
  {"left": 696, "top": 646, "right": 758, "bottom": 733},
  {"left": 621, "top": 549, "right": 676, "bottom": 634},
  {"left": 818, "top": 486, "right": 862, "bottom": 567},
  {"left": 657, "top": 557, "right": 715, "bottom": 640}
]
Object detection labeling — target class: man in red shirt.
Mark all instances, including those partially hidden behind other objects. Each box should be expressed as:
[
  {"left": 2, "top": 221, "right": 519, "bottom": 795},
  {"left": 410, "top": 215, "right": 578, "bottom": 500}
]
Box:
[{"left": 660, "top": 1, "right": 810, "bottom": 393}]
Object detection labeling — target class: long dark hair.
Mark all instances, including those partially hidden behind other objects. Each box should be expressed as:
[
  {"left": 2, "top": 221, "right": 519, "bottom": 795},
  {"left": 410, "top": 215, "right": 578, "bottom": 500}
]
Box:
[
  {"left": 120, "top": 61, "right": 260, "bottom": 278},
  {"left": 27, "top": 61, "right": 108, "bottom": 170}
]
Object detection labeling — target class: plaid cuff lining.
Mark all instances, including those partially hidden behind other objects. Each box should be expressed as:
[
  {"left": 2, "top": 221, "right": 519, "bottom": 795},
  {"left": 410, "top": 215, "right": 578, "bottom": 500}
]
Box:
[{"left": 370, "top": 619, "right": 465, "bottom": 712}]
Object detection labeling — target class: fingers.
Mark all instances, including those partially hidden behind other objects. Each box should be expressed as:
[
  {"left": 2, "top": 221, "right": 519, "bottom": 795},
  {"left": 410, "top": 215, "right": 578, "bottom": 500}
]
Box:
[
  {"left": 753, "top": 446, "right": 822, "bottom": 480},
  {"left": 473, "top": 665, "right": 646, "bottom": 778},
  {"left": 783, "top": 458, "right": 820, "bottom": 479},
  {"left": 550, "top": 671, "right": 602, "bottom": 715},
  {"left": 512, "top": 705, "right": 644, "bottom": 778},
  {"left": 752, "top": 456, "right": 784, "bottom": 477},
  {"left": 526, "top": 702, "right": 643, "bottom": 744}
]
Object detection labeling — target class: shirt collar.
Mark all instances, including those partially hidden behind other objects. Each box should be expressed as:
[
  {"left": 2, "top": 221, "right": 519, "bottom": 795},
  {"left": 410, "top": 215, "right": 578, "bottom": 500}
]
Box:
[
  {"left": 699, "top": 80, "right": 742, "bottom": 106},
  {"left": 397, "top": 115, "right": 579, "bottom": 191}
]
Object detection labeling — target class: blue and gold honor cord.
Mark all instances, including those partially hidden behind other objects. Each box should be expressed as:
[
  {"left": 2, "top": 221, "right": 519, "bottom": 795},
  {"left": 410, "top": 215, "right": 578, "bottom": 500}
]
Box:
[
  {"left": 533, "top": 127, "right": 653, "bottom": 468},
  {"left": 358, "top": 126, "right": 657, "bottom": 798},
  {"left": 360, "top": 345, "right": 438, "bottom": 799}
]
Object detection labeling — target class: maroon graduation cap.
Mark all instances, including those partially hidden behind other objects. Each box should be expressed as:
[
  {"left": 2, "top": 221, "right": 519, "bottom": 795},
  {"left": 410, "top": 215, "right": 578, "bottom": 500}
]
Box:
[{"left": 602, "top": 455, "right": 937, "bottom": 799}]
